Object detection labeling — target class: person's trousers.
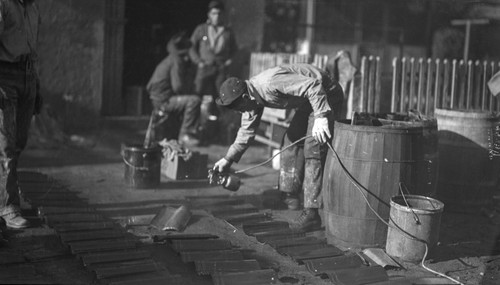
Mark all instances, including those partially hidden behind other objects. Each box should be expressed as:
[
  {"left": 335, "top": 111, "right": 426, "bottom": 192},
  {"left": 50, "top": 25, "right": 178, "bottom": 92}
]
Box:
[
  {"left": 154, "top": 95, "right": 201, "bottom": 141},
  {"left": 279, "top": 134, "right": 305, "bottom": 198},
  {"left": 279, "top": 91, "right": 343, "bottom": 209},
  {"left": 0, "top": 62, "right": 37, "bottom": 212},
  {"left": 194, "top": 64, "right": 227, "bottom": 99},
  {"left": 194, "top": 64, "right": 227, "bottom": 119}
]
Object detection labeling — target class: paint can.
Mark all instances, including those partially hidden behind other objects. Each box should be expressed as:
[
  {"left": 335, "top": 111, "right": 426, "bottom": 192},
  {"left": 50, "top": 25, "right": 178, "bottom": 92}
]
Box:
[
  {"left": 386, "top": 195, "right": 444, "bottom": 262},
  {"left": 121, "top": 143, "right": 162, "bottom": 188}
]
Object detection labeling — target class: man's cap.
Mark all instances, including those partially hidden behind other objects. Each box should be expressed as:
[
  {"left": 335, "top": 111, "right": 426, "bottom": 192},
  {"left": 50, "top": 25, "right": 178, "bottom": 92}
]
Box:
[
  {"left": 216, "top": 77, "right": 247, "bottom": 106},
  {"left": 208, "top": 0, "right": 224, "bottom": 11}
]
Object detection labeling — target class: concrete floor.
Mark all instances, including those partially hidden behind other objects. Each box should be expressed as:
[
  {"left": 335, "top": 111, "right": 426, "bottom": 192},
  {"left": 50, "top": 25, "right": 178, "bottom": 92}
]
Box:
[{"left": 3, "top": 116, "right": 499, "bottom": 284}]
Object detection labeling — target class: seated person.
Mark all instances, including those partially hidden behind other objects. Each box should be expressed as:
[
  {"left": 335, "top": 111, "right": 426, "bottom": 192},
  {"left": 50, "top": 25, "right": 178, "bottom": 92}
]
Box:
[{"left": 146, "top": 32, "right": 201, "bottom": 146}]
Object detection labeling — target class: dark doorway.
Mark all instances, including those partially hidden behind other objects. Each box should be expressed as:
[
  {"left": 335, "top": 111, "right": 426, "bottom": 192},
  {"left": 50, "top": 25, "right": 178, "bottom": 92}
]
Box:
[{"left": 122, "top": 0, "right": 211, "bottom": 115}]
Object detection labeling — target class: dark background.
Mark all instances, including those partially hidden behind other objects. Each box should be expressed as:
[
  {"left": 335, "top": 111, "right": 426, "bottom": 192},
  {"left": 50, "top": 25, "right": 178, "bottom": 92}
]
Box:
[{"left": 123, "top": 0, "right": 212, "bottom": 86}]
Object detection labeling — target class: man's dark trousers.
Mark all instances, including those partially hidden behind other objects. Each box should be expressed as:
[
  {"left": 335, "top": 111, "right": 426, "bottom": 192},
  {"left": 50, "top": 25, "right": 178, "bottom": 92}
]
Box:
[{"left": 0, "top": 60, "right": 37, "bottom": 214}]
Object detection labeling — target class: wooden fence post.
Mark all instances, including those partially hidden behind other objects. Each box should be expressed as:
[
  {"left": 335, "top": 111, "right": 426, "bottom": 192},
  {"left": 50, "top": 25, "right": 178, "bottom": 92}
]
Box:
[
  {"left": 450, "top": 59, "right": 458, "bottom": 109},
  {"left": 367, "top": 56, "right": 375, "bottom": 113},
  {"left": 359, "top": 56, "right": 367, "bottom": 112},
  {"left": 425, "top": 58, "right": 433, "bottom": 115},
  {"left": 466, "top": 60, "right": 473, "bottom": 110},
  {"left": 458, "top": 59, "right": 466, "bottom": 109},
  {"left": 374, "top": 57, "right": 381, "bottom": 113},
  {"left": 473, "top": 60, "right": 481, "bottom": 110},
  {"left": 409, "top": 58, "right": 416, "bottom": 111},
  {"left": 391, "top": 58, "right": 399, "bottom": 113},
  {"left": 434, "top": 59, "right": 442, "bottom": 111},
  {"left": 417, "top": 58, "right": 425, "bottom": 113},
  {"left": 400, "top": 57, "right": 407, "bottom": 112},
  {"left": 481, "top": 61, "right": 488, "bottom": 111}
]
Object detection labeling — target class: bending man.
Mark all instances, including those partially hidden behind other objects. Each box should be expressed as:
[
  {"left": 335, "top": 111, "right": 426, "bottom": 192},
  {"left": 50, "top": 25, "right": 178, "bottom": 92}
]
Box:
[{"left": 213, "top": 63, "right": 343, "bottom": 231}]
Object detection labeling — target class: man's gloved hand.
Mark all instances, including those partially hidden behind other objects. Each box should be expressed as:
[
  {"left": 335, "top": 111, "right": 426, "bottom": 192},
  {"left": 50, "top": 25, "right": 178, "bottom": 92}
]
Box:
[
  {"left": 312, "top": 117, "right": 331, "bottom": 144},
  {"left": 213, "top": 157, "right": 232, "bottom": 173}
]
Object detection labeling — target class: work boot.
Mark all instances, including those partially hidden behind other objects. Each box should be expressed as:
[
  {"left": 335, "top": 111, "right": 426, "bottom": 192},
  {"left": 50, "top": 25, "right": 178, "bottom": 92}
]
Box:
[
  {"left": 1, "top": 206, "right": 29, "bottom": 229},
  {"left": 289, "top": 208, "right": 321, "bottom": 232},
  {"left": 283, "top": 192, "right": 300, "bottom": 210}
]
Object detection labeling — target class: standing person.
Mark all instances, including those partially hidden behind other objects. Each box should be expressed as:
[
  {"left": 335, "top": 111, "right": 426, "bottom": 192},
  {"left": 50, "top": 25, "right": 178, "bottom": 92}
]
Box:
[
  {"left": 189, "top": 0, "right": 238, "bottom": 118},
  {"left": 212, "top": 63, "right": 344, "bottom": 231},
  {"left": 147, "top": 32, "right": 201, "bottom": 146},
  {"left": 0, "top": 0, "right": 41, "bottom": 230}
]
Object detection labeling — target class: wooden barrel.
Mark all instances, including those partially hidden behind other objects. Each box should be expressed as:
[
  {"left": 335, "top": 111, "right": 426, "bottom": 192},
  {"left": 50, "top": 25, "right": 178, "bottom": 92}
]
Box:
[
  {"left": 434, "top": 108, "right": 500, "bottom": 205},
  {"left": 378, "top": 118, "right": 439, "bottom": 197},
  {"left": 323, "top": 119, "right": 438, "bottom": 248}
]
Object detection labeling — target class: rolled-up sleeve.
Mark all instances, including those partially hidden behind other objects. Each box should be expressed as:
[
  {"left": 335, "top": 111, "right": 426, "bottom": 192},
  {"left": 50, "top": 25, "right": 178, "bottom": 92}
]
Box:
[{"left": 224, "top": 106, "right": 264, "bottom": 162}]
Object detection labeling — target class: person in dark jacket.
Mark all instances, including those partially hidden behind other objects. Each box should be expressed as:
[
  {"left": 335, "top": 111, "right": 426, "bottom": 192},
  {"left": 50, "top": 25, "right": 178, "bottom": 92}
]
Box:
[
  {"left": 147, "top": 32, "right": 201, "bottom": 146},
  {"left": 212, "top": 63, "right": 344, "bottom": 231},
  {"left": 189, "top": 0, "right": 238, "bottom": 118},
  {"left": 0, "top": 0, "right": 41, "bottom": 232}
]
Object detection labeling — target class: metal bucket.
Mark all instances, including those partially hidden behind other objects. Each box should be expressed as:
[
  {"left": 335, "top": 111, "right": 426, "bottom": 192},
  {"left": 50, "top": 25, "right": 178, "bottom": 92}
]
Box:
[
  {"left": 385, "top": 195, "right": 444, "bottom": 262},
  {"left": 122, "top": 143, "right": 162, "bottom": 189}
]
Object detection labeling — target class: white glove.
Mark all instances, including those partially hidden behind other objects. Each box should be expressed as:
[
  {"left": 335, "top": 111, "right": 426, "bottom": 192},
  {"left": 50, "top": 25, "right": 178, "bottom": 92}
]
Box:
[
  {"left": 312, "top": 117, "right": 331, "bottom": 144},
  {"left": 213, "top": 157, "right": 232, "bottom": 173}
]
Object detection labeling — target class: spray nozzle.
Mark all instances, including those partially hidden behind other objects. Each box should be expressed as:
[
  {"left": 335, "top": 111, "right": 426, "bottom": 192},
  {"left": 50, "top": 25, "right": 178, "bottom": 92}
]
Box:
[{"left": 207, "top": 169, "right": 241, "bottom": 192}]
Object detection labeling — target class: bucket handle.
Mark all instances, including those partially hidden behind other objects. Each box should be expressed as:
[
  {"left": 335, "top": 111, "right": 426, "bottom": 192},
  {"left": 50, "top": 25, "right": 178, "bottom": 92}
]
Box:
[
  {"left": 122, "top": 156, "right": 150, "bottom": 171},
  {"left": 398, "top": 182, "right": 421, "bottom": 225}
]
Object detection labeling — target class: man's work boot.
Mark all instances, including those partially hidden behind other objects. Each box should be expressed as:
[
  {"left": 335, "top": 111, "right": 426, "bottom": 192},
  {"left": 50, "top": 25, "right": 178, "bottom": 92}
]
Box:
[
  {"left": 289, "top": 208, "right": 321, "bottom": 232},
  {"left": 283, "top": 193, "right": 300, "bottom": 210},
  {"left": 1, "top": 206, "right": 29, "bottom": 229}
]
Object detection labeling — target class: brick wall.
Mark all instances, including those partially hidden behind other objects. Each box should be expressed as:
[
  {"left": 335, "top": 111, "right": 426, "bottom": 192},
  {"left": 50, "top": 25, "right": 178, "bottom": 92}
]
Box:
[{"left": 38, "top": 0, "right": 106, "bottom": 131}]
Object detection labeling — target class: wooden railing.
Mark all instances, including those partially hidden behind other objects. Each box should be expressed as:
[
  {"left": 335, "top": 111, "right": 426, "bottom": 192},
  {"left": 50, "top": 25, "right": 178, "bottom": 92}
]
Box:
[
  {"left": 391, "top": 58, "right": 500, "bottom": 116},
  {"left": 249, "top": 52, "right": 382, "bottom": 148},
  {"left": 250, "top": 53, "right": 310, "bottom": 77},
  {"left": 249, "top": 52, "right": 500, "bottom": 152},
  {"left": 249, "top": 53, "right": 331, "bottom": 77},
  {"left": 356, "top": 56, "right": 381, "bottom": 114},
  {"left": 249, "top": 52, "right": 380, "bottom": 116}
]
